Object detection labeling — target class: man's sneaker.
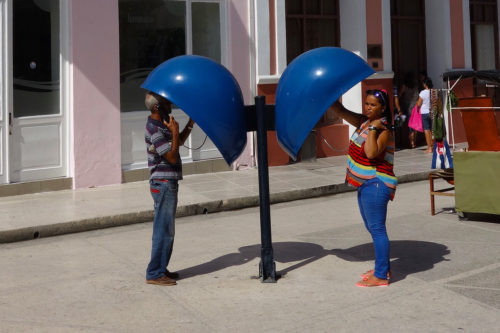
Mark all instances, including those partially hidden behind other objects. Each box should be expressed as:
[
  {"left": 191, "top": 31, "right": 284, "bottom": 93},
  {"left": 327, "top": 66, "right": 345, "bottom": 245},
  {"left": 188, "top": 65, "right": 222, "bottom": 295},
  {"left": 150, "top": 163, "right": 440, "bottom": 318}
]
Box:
[
  {"left": 146, "top": 275, "right": 176, "bottom": 286},
  {"left": 165, "top": 270, "right": 179, "bottom": 279}
]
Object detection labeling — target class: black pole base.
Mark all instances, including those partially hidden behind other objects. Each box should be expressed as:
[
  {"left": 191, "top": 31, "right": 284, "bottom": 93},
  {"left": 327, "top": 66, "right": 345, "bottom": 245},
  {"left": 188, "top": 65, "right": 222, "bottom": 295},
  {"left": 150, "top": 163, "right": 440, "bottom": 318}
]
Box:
[{"left": 259, "top": 260, "right": 278, "bottom": 283}]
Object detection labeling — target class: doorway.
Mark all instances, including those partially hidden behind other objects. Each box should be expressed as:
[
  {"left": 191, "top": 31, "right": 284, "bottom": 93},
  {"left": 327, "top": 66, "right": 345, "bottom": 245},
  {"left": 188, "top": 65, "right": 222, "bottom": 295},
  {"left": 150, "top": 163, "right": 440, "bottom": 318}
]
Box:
[
  {"left": 391, "top": 0, "right": 427, "bottom": 149},
  {"left": 1, "top": 0, "right": 67, "bottom": 184}
]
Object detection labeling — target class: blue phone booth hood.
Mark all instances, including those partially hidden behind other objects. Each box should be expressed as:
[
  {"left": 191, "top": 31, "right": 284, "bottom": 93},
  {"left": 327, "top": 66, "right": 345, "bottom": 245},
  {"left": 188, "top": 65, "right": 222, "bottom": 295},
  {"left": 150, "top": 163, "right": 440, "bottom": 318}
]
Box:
[
  {"left": 275, "top": 47, "right": 375, "bottom": 160},
  {"left": 141, "top": 55, "right": 247, "bottom": 165}
]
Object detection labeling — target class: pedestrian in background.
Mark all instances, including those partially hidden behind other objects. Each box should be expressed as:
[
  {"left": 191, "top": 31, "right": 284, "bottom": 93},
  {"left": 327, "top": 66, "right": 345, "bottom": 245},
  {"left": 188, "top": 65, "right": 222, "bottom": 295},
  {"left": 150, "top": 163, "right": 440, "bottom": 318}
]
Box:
[
  {"left": 332, "top": 89, "right": 397, "bottom": 287},
  {"left": 417, "top": 77, "right": 434, "bottom": 153},
  {"left": 144, "top": 91, "right": 194, "bottom": 286},
  {"left": 395, "top": 72, "right": 420, "bottom": 149}
]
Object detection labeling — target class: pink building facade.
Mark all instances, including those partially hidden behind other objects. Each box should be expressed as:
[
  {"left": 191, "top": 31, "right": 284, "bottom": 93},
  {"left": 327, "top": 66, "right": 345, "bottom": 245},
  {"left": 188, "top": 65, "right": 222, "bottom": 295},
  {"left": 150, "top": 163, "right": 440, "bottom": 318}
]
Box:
[{"left": 0, "top": 0, "right": 498, "bottom": 195}]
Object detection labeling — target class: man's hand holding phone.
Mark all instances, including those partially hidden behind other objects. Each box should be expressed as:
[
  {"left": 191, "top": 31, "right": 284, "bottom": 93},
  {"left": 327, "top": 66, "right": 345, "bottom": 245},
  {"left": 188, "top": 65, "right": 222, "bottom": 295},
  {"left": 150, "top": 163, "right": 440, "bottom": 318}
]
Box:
[{"left": 164, "top": 115, "right": 179, "bottom": 136}]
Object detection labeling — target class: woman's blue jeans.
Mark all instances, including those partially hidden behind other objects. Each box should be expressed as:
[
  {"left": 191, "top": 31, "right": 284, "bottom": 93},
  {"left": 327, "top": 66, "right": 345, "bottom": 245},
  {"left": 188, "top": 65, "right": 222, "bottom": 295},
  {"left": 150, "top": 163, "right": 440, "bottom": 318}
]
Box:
[
  {"left": 357, "top": 178, "right": 391, "bottom": 279},
  {"left": 146, "top": 179, "right": 178, "bottom": 280}
]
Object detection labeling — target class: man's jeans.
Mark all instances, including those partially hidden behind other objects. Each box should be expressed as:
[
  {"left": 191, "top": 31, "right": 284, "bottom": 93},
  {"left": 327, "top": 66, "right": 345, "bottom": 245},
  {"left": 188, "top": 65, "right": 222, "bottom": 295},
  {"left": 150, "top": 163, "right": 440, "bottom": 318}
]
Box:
[
  {"left": 357, "top": 178, "right": 391, "bottom": 279},
  {"left": 146, "top": 179, "right": 178, "bottom": 280}
]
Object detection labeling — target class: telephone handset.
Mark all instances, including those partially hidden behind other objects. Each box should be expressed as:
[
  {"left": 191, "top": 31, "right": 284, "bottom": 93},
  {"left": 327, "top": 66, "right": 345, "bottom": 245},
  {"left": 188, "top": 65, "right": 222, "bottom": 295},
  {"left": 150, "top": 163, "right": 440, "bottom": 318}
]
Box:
[{"left": 156, "top": 104, "right": 171, "bottom": 123}]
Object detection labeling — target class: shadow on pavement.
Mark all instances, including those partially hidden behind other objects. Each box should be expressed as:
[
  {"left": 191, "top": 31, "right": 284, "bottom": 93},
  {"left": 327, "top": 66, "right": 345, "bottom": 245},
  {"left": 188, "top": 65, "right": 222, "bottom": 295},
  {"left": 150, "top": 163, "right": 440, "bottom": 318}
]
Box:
[
  {"left": 176, "top": 242, "right": 328, "bottom": 280},
  {"left": 176, "top": 240, "right": 449, "bottom": 283},
  {"left": 331, "top": 240, "right": 450, "bottom": 283}
]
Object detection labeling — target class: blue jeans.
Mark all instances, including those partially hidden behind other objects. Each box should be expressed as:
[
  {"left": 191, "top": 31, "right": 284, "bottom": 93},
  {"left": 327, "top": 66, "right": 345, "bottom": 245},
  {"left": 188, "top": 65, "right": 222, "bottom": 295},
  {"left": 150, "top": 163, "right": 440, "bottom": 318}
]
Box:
[
  {"left": 146, "top": 179, "right": 178, "bottom": 280},
  {"left": 357, "top": 178, "right": 391, "bottom": 279},
  {"left": 422, "top": 113, "right": 432, "bottom": 130}
]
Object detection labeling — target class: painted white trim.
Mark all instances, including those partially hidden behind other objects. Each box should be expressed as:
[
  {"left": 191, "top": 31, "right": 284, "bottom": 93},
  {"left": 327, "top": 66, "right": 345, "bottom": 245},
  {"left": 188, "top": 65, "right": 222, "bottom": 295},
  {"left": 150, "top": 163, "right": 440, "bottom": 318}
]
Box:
[
  {"left": 60, "top": 0, "right": 70, "bottom": 179},
  {"left": 462, "top": 0, "right": 472, "bottom": 69},
  {"left": 247, "top": 0, "right": 256, "bottom": 165},
  {"left": 367, "top": 72, "right": 394, "bottom": 80},
  {"left": 0, "top": 0, "right": 6, "bottom": 183},
  {"left": 4, "top": 0, "right": 12, "bottom": 184},
  {"left": 186, "top": 1, "right": 193, "bottom": 55},
  {"left": 381, "top": 0, "right": 392, "bottom": 72},
  {"left": 275, "top": 0, "right": 287, "bottom": 74},
  {"left": 219, "top": 0, "right": 229, "bottom": 67},
  {"left": 248, "top": 0, "right": 256, "bottom": 97},
  {"left": 257, "top": 75, "right": 280, "bottom": 85}
]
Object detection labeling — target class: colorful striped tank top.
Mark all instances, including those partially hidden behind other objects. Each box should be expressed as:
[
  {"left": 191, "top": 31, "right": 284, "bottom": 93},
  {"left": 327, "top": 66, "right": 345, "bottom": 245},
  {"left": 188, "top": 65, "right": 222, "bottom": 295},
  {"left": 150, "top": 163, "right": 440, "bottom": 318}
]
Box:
[{"left": 345, "top": 119, "right": 397, "bottom": 199}]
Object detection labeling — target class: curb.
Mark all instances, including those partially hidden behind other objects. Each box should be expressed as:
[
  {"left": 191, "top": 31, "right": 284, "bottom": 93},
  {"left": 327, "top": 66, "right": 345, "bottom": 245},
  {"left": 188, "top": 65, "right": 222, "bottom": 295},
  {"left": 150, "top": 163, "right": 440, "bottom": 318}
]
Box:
[{"left": 0, "top": 171, "right": 431, "bottom": 244}]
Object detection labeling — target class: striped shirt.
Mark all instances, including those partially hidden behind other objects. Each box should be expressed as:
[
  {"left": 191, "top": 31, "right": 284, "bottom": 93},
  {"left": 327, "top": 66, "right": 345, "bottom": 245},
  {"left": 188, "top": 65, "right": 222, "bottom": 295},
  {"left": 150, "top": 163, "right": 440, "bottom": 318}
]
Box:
[
  {"left": 145, "top": 116, "right": 182, "bottom": 180},
  {"left": 345, "top": 119, "right": 397, "bottom": 199}
]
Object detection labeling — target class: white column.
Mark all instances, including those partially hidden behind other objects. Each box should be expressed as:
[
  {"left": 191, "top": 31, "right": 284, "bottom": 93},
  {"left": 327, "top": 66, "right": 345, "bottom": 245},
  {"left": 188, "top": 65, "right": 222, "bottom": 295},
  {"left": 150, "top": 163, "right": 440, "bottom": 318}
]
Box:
[
  {"left": 381, "top": 0, "right": 392, "bottom": 73},
  {"left": 254, "top": 0, "right": 271, "bottom": 79},
  {"left": 425, "top": 0, "right": 453, "bottom": 87},
  {"left": 275, "top": 0, "right": 287, "bottom": 74},
  {"left": 339, "top": 0, "right": 367, "bottom": 136}
]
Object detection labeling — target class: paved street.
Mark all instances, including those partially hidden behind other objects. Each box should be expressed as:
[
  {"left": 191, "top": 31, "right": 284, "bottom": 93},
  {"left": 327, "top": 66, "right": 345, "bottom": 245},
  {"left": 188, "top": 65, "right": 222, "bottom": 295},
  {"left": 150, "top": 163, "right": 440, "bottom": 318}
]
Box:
[{"left": 1, "top": 180, "right": 499, "bottom": 332}]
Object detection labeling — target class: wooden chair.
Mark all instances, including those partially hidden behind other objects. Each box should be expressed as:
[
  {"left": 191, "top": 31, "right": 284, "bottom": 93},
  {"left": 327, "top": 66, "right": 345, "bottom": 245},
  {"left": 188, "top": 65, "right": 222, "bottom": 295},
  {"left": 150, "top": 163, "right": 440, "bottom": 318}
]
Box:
[
  {"left": 458, "top": 97, "right": 500, "bottom": 151},
  {"left": 429, "top": 168, "right": 455, "bottom": 216}
]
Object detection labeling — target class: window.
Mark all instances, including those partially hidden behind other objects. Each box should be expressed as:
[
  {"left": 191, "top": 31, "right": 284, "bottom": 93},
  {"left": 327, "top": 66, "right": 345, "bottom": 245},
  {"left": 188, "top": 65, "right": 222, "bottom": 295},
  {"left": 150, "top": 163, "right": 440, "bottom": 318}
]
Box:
[
  {"left": 470, "top": 0, "right": 499, "bottom": 103},
  {"left": 119, "top": 0, "right": 222, "bottom": 113},
  {"left": 285, "top": 0, "right": 339, "bottom": 64},
  {"left": 13, "top": 0, "right": 60, "bottom": 117},
  {"left": 470, "top": 0, "right": 498, "bottom": 70},
  {"left": 119, "top": 0, "right": 225, "bottom": 168}
]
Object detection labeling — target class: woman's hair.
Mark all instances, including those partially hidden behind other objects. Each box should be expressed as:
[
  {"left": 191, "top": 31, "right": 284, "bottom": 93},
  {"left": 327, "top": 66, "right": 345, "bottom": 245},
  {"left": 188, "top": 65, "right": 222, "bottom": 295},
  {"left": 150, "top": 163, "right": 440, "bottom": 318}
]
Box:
[
  {"left": 366, "top": 89, "right": 393, "bottom": 128},
  {"left": 423, "top": 77, "right": 433, "bottom": 89}
]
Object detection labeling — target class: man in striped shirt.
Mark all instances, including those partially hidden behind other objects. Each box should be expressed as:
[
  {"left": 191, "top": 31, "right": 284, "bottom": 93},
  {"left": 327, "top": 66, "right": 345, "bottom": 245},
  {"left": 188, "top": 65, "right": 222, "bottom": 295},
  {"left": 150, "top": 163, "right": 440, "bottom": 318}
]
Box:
[{"left": 144, "top": 91, "right": 194, "bottom": 286}]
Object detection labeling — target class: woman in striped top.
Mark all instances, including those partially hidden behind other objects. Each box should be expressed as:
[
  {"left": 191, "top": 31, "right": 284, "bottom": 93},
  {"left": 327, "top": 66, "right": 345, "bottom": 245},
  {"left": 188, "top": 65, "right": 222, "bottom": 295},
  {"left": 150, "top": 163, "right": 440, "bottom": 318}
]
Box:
[{"left": 332, "top": 89, "right": 397, "bottom": 287}]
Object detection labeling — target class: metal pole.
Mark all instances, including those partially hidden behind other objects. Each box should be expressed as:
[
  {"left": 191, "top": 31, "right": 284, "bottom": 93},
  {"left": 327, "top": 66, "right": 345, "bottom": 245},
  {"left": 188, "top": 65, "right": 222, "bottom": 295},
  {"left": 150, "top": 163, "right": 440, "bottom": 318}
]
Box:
[{"left": 255, "top": 95, "right": 277, "bottom": 283}]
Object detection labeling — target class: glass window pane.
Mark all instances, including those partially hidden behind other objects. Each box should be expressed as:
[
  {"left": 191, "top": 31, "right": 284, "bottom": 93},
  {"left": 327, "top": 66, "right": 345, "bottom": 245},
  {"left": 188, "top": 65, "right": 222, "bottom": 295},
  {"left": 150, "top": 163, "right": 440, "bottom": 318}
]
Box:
[
  {"left": 305, "top": 19, "right": 337, "bottom": 50},
  {"left": 474, "top": 24, "right": 496, "bottom": 70},
  {"left": 392, "top": 0, "right": 423, "bottom": 17},
  {"left": 13, "top": 0, "right": 60, "bottom": 117},
  {"left": 119, "top": 0, "right": 186, "bottom": 112},
  {"left": 305, "top": 0, "right": 320, "bottom": 15},
  {"left": 322, "top": 0, "right": 337, "bottom": 15},
  {"left": 286, "top": 18, "right": 303, "bottom": 63},
  {"left": 286, "top": 0, "right": 303, "bottom": 15},
  {"left": 483, "top": 5, "right": 497, "bottom": 23},
  {"left": 192, "top": 2, "right": 221, "bottom": 62}
]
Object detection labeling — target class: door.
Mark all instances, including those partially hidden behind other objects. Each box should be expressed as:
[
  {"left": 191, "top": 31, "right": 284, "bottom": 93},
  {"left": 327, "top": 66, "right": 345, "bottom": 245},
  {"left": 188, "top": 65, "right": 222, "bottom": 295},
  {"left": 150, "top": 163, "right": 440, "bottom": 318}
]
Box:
[
  {"left": 390, "top": 0, "right": 427, "bottom": 86},
  {"left": 6, "top": 0, "right": 66, "bottom": 183}
]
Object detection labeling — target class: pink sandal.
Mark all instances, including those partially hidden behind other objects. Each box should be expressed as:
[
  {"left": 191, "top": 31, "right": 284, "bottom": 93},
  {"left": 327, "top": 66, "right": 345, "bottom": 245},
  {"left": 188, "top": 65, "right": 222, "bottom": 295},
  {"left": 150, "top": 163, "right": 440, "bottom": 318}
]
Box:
[
  {"left": 360, "top": 269, "right": 391, "bottom": 280},
  {"left": 356, "top": 279, "right": 389, "bottom": 287}
]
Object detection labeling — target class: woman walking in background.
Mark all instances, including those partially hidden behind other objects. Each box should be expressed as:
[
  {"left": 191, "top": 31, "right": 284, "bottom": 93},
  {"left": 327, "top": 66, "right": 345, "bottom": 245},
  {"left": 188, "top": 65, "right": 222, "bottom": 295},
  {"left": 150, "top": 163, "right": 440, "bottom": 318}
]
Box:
[{"left": 417, "top": 77, "right": 434, "bottom": 153}]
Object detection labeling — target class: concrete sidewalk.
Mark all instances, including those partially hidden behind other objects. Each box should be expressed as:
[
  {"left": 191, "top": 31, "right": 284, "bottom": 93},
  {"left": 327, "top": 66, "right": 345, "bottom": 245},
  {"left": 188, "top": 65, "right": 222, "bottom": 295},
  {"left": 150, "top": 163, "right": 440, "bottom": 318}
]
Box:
[{"left": 0, "top": 148, "right": 435, "bottom": 243}]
